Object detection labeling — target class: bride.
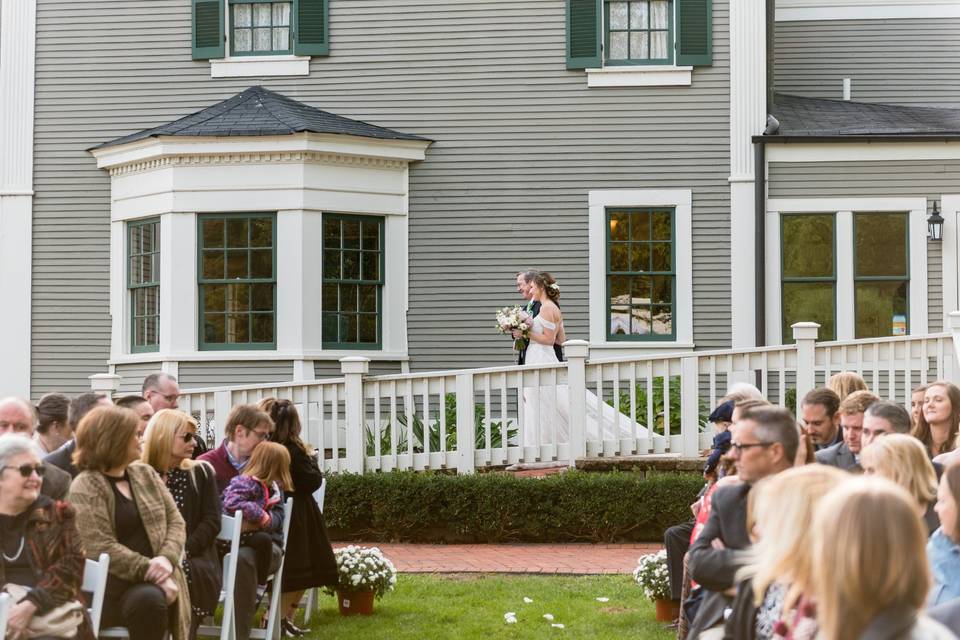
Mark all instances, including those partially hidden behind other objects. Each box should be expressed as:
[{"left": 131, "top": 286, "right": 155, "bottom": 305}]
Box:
[{"left": 521, "top": 272, "right": 647, "bottom": 447}]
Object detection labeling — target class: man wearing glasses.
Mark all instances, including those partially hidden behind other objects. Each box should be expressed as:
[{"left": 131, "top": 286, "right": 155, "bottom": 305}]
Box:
[
  {"left": 0, "top": 397, "right": 73, "bottom": 500},
  {"left": 143, "top": 372, "right": 209, "bottom": 457},
  {"left": 686, "top": 405, "right": 798, "bottom": 640}
]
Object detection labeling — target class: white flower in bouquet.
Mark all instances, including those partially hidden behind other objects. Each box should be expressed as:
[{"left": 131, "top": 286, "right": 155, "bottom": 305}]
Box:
[{"left": 496, "top": 305, "right": 533, "bottom": 351}]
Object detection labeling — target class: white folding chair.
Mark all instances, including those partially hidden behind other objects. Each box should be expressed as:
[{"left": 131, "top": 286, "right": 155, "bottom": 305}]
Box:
[
  {"left": 0, "top": 592, "right": 13, "bottom": 640},
  {"left": 302, "top": 481, "right": 326, "bottom": 625},
  {"left": 81, "top": 552, "right": 116, "bottom": 637},
  {"left": 249, "top": 498, "right": 294, "bottom": 640},
  {"left": 198, "top": 510, "right": 243, "bottom": 640}
]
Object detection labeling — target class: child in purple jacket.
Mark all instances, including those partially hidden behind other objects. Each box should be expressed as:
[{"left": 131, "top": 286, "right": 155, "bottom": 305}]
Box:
[{"left": 222, "top": 442, "right": 292, "bottom": 581}]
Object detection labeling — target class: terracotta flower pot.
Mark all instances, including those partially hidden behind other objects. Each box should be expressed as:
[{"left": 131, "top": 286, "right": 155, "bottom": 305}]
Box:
[
  {"left": 654, "top": 598, "right": 681, "bottom": 622},
  {"left": 338, "top": 590, "right": 375, "bottom": 616}
]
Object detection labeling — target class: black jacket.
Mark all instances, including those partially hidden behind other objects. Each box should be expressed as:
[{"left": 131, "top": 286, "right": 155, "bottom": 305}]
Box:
[
  {"left": 281, "top": 443, "right": 338, "bottom": 591},
  {"left": 176, "top": 462, "right": 222, "bottom": 616},
  {"left": 44, "top": 439, "right": 77, "bottom": 479}
]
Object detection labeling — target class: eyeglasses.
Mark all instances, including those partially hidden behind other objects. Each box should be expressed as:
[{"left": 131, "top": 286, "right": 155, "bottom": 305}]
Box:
[
  {"left": 247, "top": 428, "right": 271, "bottom": 442},
  {"left": 2, "top": 463, "right": 45, "bottom": 478},
  {"left": 730, "top": 442, "right": 773, "bottom": 453},
  {"left": 178, "top": 433, "right": 195, "bottom": 444}
]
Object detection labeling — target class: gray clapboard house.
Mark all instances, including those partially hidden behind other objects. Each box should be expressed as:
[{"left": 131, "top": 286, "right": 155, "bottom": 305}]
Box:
[{"left": 0, "top": 0, "right": 958, "bottom": 399}]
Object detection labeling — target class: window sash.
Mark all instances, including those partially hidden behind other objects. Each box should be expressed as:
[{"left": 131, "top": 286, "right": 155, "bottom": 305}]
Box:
[
  {"left": 604, "top": 0, "right": 674, "bottom": 66},
  {"left": 197, "top": 213, "right": 277, "bottom": 350},
  {"left": 128, "top": 219, "right": 160, "bottom": 353},
  {"left": 322, "top": 214, "right": 384, "bottom": 349},
  {"left": 229, "top": 0, "right": 293, "bottom": 56},
  {"left": 853, "top": 212, "right": 910, "bottom": 338},
  {"left": 605, "top": 207, "right": 676, "bottom": 341},
  {"left": 780, "top": 213, "right": 837, "bottom": 342}
]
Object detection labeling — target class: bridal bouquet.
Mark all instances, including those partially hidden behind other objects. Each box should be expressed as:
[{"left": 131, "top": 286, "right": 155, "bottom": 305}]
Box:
[{"left": 496, "top": 305, "right": 532, "bottom": 352}]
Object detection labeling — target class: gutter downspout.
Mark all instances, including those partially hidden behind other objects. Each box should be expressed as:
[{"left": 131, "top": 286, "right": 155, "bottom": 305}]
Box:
[{"left": 755, "top": 141, "right": 766, "bottom": 348}]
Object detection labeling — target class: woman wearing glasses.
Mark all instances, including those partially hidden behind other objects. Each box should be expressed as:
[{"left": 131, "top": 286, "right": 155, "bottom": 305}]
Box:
[
  {"left": 68, "top": 406, "right": 192, "bottom": 640},
  {"left": 0, "top": 433, "right": 92, "bottom": 640},
  {"left": 141, "top": 410, "right": 222, "bottom": 639}
]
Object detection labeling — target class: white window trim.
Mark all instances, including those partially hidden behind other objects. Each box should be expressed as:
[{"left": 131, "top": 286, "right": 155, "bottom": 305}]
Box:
[
  {"left": 765, "top": 197, "right": 928, "bottom": 345},
  {"left": 776, "top": 0, "right": 960, "bottom": 22},
  {"left": 941, "top": 195, "right": 960, "bottom": 329},
  {"left": 588, "top": 189, "right": 694, "bottom": 354},
  {"left": 209, "top": 1, "right": 311, "bottom": 78}
]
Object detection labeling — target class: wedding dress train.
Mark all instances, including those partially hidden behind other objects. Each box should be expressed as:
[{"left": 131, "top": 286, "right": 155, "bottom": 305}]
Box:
[{"left": 521, "top": 316, "right": 648, "bottom": 447}]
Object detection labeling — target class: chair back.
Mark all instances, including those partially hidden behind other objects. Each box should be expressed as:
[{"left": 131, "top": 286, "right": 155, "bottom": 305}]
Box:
[
  {"left": 81, "top": 553, "right": 111, "bottom": 635},
  {"left": 0, "top": 592, "right": 12, "bottom": 640}
]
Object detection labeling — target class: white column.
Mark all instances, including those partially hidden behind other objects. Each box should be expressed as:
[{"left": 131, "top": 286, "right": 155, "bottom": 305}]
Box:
[
  {"left": 0, "top": 0, "right": 37, "bottom": 397},
  {"left": 836, "top": 211, "right": 855, "bottom": 340},
  {"left": 162, "top": 213, "right": 198, "bottom": 354},
  {"left": 277, "top": 210, "right": 306, "bottom": 353},
  {"left": 728, "top": 0, "right": 767, "bottom": 347},
  {"left": 792, "top": 322, "right": 820, "bottom": 413}
]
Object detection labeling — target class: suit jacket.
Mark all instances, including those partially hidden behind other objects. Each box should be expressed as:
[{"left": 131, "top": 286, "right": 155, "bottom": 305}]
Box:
[
  {"left": 687, "top": 483, "right": 752, "bottom": 639},
  {"left": 517, "top": 300, "right": 565, "bottom": 364},
  {"left": 815, "top": 440, "right": 858, "bottom": 470},
  {"left": 44, "top": 439, "right": 77, "bottom": 478},
  {"left": 41, "top": 462, "right": 72, "bottom": 501}
]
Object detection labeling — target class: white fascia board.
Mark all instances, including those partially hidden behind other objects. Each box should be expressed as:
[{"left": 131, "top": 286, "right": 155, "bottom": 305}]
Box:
[
  {"left": 768, "top": 197, "right": 928, "bottom": 213},
  {"left": 776, "top": 0, "right": 960, "bottom": 21},
  {"left": 942, "top": 195, "right": 960, "bottom": 324},
  {"left": 766, "top": 142, "right": 960, "bottom": 164},
  {"left": 109, "top": 351, "right": 410, "bottom": 365},
  {"left": 210, "top": 55, "right": 310, "bottom": 78},
  {"left": 90, "top": 133, "right": 430, "bottom": 169}
]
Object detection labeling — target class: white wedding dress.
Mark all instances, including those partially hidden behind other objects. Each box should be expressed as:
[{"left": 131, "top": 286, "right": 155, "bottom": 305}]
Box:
[{"left": 522, "top": 315, "right": 647, "bottom": 447}]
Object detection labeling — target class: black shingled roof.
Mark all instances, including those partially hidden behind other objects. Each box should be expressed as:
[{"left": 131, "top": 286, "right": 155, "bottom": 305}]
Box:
[
  {"left": 765, "top": 93, "right": 960, "bottom": 139},
  {"left": 93, "top": 86, "right": 430, "bottom": 149}
]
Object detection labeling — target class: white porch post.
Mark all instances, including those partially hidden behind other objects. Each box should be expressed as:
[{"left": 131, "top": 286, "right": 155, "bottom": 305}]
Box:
[
  {"left": 729, "top": 0, "right": 767, "bottom": 348},
  {"left": 949, "top": 312, "right": 960, "bottom": 376},
  {"left": 341, "top": 356, "right": 369, "bottom": 474},
  {"left": 0, "top": 0, "right": 37, "bottom": 398},
  {"left": 564, "top": 340, "right": 589, "bottom": 466},
  {"left": 680, "top": 355, "right": 701, "bottom": 456},
  {"left": 89, "top": 373, "right": 121, "bottom": 397},
  {"left": 455, "top": 373, "right": 476, "bottom": 475},
  {"left": 792, "top": 322, "right": 820, "bottom": 413}
]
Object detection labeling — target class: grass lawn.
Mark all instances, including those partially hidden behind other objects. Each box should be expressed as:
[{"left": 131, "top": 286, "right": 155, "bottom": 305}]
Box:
[{"left": 301, "top": 574, "right": 674, "bottom": 640}]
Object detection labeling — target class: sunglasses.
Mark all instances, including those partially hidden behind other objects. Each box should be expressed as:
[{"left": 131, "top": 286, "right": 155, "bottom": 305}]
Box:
[
  {"left": 178, "top": 433, "right": 195, "bottom": 444},
  {"left": 3, "top": 463, "right": 45, "bottom": 478}
]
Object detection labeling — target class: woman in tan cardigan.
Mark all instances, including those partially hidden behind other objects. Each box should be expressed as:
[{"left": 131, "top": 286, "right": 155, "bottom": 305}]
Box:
[{"left": 68, "top": 406, "right": 191, "bottom": 640}]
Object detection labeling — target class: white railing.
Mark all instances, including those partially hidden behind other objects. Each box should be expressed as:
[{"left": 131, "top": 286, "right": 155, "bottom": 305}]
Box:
[{"left": 116, "top": 313, "right": 960, "bottom": 476}]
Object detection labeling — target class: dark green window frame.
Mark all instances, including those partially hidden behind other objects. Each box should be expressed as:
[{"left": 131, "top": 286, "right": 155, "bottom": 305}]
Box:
[
  {"left": 197, "top": 213, "right": 277, "bottom": 350},
  {"left": 853, "top": 212, "right": 910, "bottom": 339},
  {"left": 780, "top": 213, "right": 837, "bottom": 343},
  {"left": 128, "top": 219, "right": 160, "bottom": 353},
  {"left": 605, "top": 207, "right": 677, "bottom": 342},
  {"left": 604, "top": 0, "right": 674, "bottom": 66},
  {"left": 322, "top": 214, "right": 384, "bottom": 349},
  {"left": 229, "top": 0, "right": 293, "bottom": 56}
]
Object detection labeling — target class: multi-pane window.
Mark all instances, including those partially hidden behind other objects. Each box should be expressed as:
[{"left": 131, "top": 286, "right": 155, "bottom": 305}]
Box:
[
  {"left": 231, "top": 1, "right": 292, "bottom": 55},
  {"left": 129, "top": 220, "right": 160, "bottom": 352},
  {"left": 605, "top": 0, "right": 673, "bottom": 64},
  {"left": 781, "top": 214, "right": 836, "bottom": 342},
  {"left": 322, "top": 216, "right": 384, "bottom": 347},
  {"left": 854, "top": 213, "right": 909, "bottom": 338},
  {"left": 607, "top": 208, "right": 675, "bottom": 340},
  {"left": 198, "top": 214, "right": 276, "bottom": 349}
]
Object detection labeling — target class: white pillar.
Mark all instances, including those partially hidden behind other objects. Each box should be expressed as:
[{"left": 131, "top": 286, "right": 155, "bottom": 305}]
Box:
[
  {"left": 163, "top": 213, "right": 199, "bottom": 354},
  {"left": 89, "top": 373, "right": 121, "bottom": 397},
  {"left": 0, "top": 0, "right": 37, "bottom": 397},
  {"left": 729, "top": 0, "right": 767, "bottom": 348},
  {"left": 340, "top": 356, "right": 369, "bottom": 474},
  {"left": 949, "top": 312, "right": 960, "bottom": 377},
  {"left": 455, "top": 372, "right": 476, "bottom": 475},
  {"left": 564, "top": 339, "right": 589, "bottom": 466},
  {"left": 792, "top": 322, "right": 820, "bottom": 413}
]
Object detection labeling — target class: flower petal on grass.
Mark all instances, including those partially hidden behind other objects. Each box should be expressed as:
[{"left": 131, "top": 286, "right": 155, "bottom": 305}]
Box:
[
  {"left": 523, "top": 597, "right": 534, "bottom": 604},
  {"left": 504, "top": 612, "right": 516, "bottom": 618},
  {"left": 596, "top": 597, "right": 610, "bottom": 602},
  {"left": 543, "top": 614, "right": 554, "bottom": 621},
  {"left": 551, "top": 624, "right": 565, "bottom": 629},
  {"left": 505, "top": 617, "right": 517, "bottom": 625}
]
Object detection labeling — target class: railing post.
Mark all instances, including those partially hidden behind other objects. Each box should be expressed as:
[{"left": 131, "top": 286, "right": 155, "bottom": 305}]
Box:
[
  {"left": 950, "top": 312, "right": 960, "bottom": 379},
  {"left": 213, "top": 390, "right": 231, "bottom": 447},
  {"left": 680, "top": 355, "right": 700, "bottom": 456},
  {"left": 340, "top": 356, "right": 369, "bottom": 474},
  {"left": 564, "top": 340, "right": 589, "bottom": 466},
  {"left": 792, "top": 322, "right": 820, "bottom": 413},
  {"left": 88, "top": 373, "right": 121, "bottom": 398},
  {"left": 455, "top": 373, "right": 476, "bottom": 475}
]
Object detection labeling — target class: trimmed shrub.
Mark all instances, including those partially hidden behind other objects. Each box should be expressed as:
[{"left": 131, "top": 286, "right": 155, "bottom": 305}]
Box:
[{"left": 325, "top": 470, "right": 702, "bottom": 544}]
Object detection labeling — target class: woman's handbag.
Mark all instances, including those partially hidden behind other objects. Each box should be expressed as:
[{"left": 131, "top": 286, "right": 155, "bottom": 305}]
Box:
[{"left": 2, "top": 583, "right": 84, "bottom": 638}]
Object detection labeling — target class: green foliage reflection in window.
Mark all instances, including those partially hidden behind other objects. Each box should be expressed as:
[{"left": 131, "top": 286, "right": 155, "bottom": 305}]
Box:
[
  {"left": 322, "top": 215, "right": 384, "bottom": 348},
  {"left": 781, "top": 214, "right": 836, "bottom": 342},
  {"left": 854, "top": 213, "right": 909, "bottom": 338},
  {"left": 129, "top": 219, "right": 160, "bottom": 352}
]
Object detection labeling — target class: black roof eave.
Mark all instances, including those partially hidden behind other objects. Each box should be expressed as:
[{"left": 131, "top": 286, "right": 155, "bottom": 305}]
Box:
[{"left": 753, "top": 134, "right": 960, "bottom": 144}]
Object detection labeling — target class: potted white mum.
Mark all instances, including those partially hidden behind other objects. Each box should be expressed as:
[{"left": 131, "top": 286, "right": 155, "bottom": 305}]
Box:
[
  {"left": 326, "top": 545, "right": 398, "bottom": 616},
  {"left": 633, "top": 550, "right": 678, "bottom": 622}
]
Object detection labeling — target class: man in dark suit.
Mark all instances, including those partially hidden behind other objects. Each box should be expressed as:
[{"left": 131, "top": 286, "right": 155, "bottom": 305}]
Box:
[
  {"left": 44, "top": 392, "right": 112, "bottom": 478},
  {"left": 0, "top": 396, "right": 73, "bottom": 499},
  {"left": 514, "top": 270, "right": 564, "bottom": 363},
  {"left": 815, "top": 390, "right": 879, "bottom": 472},
  {"left": 687, "top": 405, "right": 798, "bottom": 639}
]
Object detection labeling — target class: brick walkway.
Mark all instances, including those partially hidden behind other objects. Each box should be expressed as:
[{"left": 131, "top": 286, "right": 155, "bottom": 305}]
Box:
[{"left": 332, "top": 542, "right": 663, "bottom": 574}]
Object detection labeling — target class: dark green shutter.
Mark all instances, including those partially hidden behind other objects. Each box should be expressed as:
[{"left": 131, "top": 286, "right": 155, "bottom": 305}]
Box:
[
  {"left": 294, "top": 0, "right": 329, "bottom": 56},
  {"left": 192, "top": 0, "right": 224, "bottom": 60},
  {"left": 676, "top": 0, "right": 712, "bottom": 66},
  {"left": 566, "top": 0, "right": 601, "bottom": 70}
]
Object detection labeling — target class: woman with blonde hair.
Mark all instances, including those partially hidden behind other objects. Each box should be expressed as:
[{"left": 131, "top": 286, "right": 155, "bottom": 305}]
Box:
[
  {"left": 860, "top": 433, "right": 939, "bottom": 534},
  {"left": 141, "top": 410, "right": 221, "bottom": 639},
  {"left": 811, "top": 477, "right": 954, "bottom": 640},
  {"left": 916, "top": 381, "right": 960, "bottom": 460},
  {"left": 724, "top": 465, "right": 848, "bottom": 640},
  {"left": 826, "top": 371, "right": 868, "bottom": 402}
]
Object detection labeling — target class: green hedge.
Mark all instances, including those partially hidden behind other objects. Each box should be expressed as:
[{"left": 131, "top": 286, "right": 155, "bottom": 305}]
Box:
[{"left": 324, "top": 470, "right": 702, "bottom": 544}]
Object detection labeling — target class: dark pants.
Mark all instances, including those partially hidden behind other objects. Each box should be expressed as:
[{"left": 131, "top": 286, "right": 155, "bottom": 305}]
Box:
[
  {"left": 102, "top": 582, "right": 168, "bottom": 640},
  {"left": 234, "top": 543, "right": 283, "bottom": 640},
  {"left": 665, "top": 520, "right": 695, "bottom": 601}
]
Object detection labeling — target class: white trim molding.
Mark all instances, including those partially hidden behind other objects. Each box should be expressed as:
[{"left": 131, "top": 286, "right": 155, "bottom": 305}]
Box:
[
  {"left": 587, "top": 189, "right": 694, "bottom": 357},
  {"left": 776, "top": 0, "right": 960, "bottom": 21},
  {"left": 210, "top": 55, "right": 310, "bottom": 78},
  {"left": 766, "top": 142, "right": 960, "bottom": 164},
  {"left": 0, "top": 0, "right": 37, "bottom": 397},
  {"left": 586, "top": 66, "right": 693, "bottom": 88},
  {"left": 765, "top": 197, "right": 929, "bottom": 344},
  {"left": 942, "top": 195, "right": 960, "bottom": 329}
]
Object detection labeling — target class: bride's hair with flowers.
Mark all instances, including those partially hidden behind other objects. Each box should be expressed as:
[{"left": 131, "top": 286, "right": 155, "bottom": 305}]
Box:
[{"left": 531, "top": 271, "right": 561, "bottom": 305}]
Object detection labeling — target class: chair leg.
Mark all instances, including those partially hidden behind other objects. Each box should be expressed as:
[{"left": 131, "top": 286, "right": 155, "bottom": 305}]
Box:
[{"left": 303, "top": 588, "right": 316, "bottom": 625}]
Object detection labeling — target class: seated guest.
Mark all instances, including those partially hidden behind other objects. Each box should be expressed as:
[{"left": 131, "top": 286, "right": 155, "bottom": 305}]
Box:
[
  {"left": 45, "top": 392, "right": 111, "bottom": 478},
  {"left": 724, "top": 465, "right": 848, "bottom": 640},
  {"left": 811, "top": 477, "right": 955, "bottom": 639},
  {"left": 0, "top": 434, "right": 92, "bottom": 640},
  {"left": 35, "top": 393, "right": 71, "bottom": 455},
  {"left": 703, "top": 400, "right": 734, "bottom": 482},
  {"left": 0, "top": 397, "right": 73, "bottom": 501},
  {"left": 142, "top": 373, "right": 206, "bottom": 458},
  {"left": 68, "top": 406, "right": 191, "bottom": 640},
  {"left": 912, "top": 385, "right": 929, "bottom": 432},
  {"left": 826, "top": 371, "right": 868, "bottom": 402},
  {"left": 116, "top": 396, "right": 155, "bottom": 443},
  {"left": 686, "top": 406, "right": 797, "bottom": 640},
  {"left": 198, "top": 405, "right": 281, "bottom": 640},
  {"left": 141, "top": 410, "right": 221, "bottom": 638},
  {"left": 929, "top": 462, "right": 960, "bottom": 607},
  {"left": 815, "top": 390, "right": 879, "bottom": 471},
  {"left": 860, "top": 434, "right": 938, "bottom": 535},
  {"left": 861, "top": 400, "right": 912, "bottom": 449},
  {"left": 800, "top": 388, "right": 842, "bottom": 451},
  {"left": 917, "top": 381, "right": 960, "bottom": 460}
]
